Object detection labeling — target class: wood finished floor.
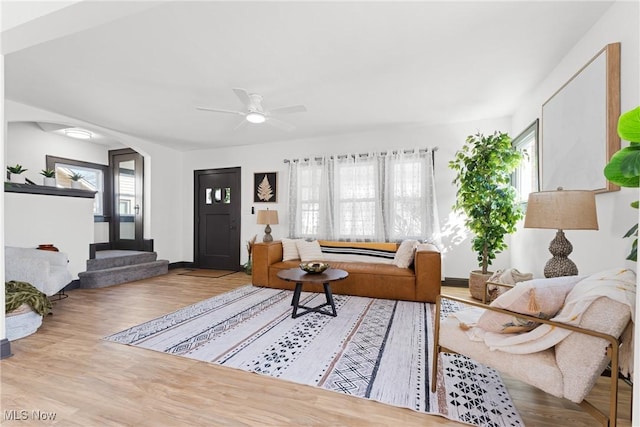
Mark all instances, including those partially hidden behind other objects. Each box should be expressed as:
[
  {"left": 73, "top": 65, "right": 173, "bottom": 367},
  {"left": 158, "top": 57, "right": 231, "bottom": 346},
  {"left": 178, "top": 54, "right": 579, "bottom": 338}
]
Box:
[{"left": 1, "top": 270, "right": 633, "bottom": 426}]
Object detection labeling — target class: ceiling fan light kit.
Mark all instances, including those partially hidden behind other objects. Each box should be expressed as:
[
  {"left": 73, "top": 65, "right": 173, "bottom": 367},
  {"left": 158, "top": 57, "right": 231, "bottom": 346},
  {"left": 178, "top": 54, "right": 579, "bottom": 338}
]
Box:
[
  {"left": 246, "top": 112, "right": 266, "bottom": 124},
  {"left": 197, "top": 88, "right": 306, "bottom": 130}
]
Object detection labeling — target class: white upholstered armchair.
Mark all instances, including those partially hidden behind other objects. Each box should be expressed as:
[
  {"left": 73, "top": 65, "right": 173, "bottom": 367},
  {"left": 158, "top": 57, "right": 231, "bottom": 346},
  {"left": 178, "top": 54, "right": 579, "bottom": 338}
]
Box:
[
  {"left": 432, "top": 270, "right": 635, "bottom": 427},
  {"left": 5, "top": 246, "right": 72, "bottom": 296}
]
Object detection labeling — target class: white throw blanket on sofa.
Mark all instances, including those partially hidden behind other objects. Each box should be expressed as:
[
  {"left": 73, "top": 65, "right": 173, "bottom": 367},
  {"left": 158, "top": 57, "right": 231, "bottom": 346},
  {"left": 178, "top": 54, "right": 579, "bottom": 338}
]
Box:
[{"left": 455, "top": 269, "right": 636, "bottom": 376}]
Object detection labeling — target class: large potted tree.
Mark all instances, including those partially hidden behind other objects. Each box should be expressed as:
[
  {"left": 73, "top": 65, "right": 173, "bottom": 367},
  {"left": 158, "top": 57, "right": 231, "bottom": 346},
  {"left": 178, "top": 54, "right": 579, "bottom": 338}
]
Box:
[{"left": 450, "top": 131, "right": 523, "bottom": 299}]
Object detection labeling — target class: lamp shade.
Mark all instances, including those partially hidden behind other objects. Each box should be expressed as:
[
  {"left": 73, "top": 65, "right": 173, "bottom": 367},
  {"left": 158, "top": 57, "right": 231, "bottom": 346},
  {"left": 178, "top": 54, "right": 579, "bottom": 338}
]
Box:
[
  {"left": 257, "top": 209, "right": 278, "bottom": 225},
  {"left": 524, "top": 189, "right": 598, "bottom": 230}
]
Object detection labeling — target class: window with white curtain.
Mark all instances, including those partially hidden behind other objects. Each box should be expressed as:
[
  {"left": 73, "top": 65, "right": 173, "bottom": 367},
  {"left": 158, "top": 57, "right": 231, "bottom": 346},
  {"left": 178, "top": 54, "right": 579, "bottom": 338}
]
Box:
[
  {"left": 298, "top": 166, "right": 322, "bottom": 236},
  {"left": 287, "top": 148, "right": 440, "bottom": 243}
]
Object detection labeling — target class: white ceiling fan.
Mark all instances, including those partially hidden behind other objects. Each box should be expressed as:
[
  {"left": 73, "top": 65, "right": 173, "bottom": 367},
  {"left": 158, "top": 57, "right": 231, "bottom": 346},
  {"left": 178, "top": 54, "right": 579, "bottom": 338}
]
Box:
[{"left": 197, "top": 88, "right": 307, "bottom": 131}]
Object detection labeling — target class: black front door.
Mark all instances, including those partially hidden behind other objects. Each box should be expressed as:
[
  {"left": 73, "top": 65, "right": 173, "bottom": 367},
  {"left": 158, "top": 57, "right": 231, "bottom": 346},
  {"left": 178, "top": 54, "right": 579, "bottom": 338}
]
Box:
[{"left": 194, "top": 167, "right": 241, "bottom": 270}]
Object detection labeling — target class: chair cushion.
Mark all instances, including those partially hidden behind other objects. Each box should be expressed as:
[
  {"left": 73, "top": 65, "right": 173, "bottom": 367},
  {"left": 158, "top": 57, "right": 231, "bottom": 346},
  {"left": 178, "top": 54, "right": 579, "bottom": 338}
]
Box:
[
  {"left": 438, "top": 316, "right": 564, "bottom": 398},
  {"left": 556, "top": 297, "right": 631, "bottom": 403}
]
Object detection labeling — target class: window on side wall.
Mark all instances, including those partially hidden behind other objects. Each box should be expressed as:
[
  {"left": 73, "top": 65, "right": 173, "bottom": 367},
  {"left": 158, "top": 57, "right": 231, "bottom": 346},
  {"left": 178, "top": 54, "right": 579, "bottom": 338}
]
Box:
[
  {"left": 46, "top": 155, "right": 111, "bottom": 222},
  {"left": 512, "top": 120, "right": 539, "bottom": 204}
]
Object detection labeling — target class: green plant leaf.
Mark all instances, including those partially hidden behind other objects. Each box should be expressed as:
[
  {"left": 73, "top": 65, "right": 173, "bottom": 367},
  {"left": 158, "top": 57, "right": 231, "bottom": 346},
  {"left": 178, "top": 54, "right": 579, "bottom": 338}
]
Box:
[
  {"left": 623, "top": 223, "right": 638, "bottom": 239},
  {"left": 626, "top": 238, "right": 637, "bottom": 262},
  {"left": 618, "top": 106, "right": 640, "bottom": 142},
  {"left": 603, "top": 147, "right": 640, "bottom": 187},
  {"left": 6, "top": 164, "right": 27, "bottom": 174}
]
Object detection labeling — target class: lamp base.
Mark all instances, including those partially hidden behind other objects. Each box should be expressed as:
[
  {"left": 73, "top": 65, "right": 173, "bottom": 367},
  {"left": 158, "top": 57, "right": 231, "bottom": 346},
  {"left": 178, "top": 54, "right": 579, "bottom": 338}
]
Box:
[
  {"left": 544, "top": 229, "right": 579, "bottom": 278},
  {"left": 263, "top": 224, "right": 273, "bottom": 243}
]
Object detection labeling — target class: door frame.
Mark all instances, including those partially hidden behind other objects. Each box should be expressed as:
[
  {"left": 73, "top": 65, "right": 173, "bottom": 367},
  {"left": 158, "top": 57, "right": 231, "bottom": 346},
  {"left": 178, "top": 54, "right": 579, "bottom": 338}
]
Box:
[
  {"left": 110, "top": 148, "right": 145, "bottom": 250},
  {"left": 193, "top": 167, "right": 242, "bottom": 268}
]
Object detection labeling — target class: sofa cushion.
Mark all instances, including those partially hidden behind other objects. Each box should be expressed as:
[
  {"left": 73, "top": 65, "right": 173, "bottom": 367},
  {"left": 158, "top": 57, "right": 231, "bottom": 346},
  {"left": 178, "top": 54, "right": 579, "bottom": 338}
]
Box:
[
  {"left": 296, "top": 240, "right": 324, "bottom": 262},
  {"left": 319, "top": 240, "right": 398, "bottom": 263},
  {"left": 392, "top": 239, "right": 418, "bottom": 268},
  {"left": 282, "top": 238, "right": 303, "bottom": 261}
]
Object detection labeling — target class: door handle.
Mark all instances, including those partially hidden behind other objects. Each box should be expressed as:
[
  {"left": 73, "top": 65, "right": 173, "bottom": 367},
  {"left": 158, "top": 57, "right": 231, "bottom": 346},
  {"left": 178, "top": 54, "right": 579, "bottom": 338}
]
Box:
[{"left": 135, "top": 204, "right": 140, "bottom": 215}]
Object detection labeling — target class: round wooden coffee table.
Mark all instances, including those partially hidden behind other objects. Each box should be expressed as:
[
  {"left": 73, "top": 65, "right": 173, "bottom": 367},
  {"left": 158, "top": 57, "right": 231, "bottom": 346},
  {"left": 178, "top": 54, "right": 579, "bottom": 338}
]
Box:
[{"left": 277, "top": 268, "right": 349, "bottom": 318}]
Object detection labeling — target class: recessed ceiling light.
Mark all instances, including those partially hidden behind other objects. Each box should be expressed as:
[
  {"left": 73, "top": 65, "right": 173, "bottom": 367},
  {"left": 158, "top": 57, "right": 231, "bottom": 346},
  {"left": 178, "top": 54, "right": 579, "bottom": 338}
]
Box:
[
  {"left": 64, "top": 128, "right": 92, "bottom": 139},
  {"left": 245, "top": 112, "right": 266, "bottom": 124}
]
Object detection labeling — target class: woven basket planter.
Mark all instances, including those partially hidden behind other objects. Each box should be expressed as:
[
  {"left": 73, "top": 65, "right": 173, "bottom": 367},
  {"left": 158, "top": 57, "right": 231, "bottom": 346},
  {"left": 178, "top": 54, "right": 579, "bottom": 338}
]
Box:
[{"left": 469, "top": 270, "right": 493, "bottom": 301}]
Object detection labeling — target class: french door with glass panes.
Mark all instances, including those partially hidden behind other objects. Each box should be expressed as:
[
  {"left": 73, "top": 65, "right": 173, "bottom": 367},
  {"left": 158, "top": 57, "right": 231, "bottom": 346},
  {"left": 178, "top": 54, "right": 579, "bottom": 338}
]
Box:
[{"left": 111, "top": 149, "right": 144, "bottom": 250}]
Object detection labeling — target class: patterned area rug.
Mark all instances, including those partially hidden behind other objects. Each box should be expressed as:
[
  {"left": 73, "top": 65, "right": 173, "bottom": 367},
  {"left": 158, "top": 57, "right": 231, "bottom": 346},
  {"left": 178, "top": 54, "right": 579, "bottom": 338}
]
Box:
[{"left": 105, "top": 285, "right": 523, "bottom": 426}]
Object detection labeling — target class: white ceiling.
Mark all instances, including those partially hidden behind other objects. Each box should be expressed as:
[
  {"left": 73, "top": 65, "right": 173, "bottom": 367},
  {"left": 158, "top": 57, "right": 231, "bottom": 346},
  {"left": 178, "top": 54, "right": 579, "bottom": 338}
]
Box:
[{"left": 2, "top": 1, "right": 614, "bottom": 151}]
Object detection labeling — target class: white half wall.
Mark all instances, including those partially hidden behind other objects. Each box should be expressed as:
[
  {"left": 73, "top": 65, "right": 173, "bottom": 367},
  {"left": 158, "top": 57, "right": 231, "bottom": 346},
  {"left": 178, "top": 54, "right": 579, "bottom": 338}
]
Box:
[
  {"left": 4, "top": 192, "right": 94, "bottom": 278},
  {"left": 511, "top": 0, "right": 640, "bottom": 277}
]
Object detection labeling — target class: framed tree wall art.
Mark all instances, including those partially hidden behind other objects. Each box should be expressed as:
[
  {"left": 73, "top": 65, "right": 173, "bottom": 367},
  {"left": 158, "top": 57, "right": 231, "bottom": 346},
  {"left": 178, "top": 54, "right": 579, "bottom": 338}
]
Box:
[{"left": 254, "top": 172, "right": 277, "bottom": 203}]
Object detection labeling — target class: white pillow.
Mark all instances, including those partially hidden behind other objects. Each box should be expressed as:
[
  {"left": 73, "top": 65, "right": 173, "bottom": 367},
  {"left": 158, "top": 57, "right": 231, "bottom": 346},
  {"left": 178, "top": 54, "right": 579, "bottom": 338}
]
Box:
[
  {"left": 282, "top": 238, "right": 302, "bottom": 261},
  {"left": 476, "top": 275, "right": 582, "bottom": 334},
  {"left": 296, "top": 240, "right": 325, "bottom": 262},
  {"left": 392, "top": 239, "right": 418, "bottom": 268}
]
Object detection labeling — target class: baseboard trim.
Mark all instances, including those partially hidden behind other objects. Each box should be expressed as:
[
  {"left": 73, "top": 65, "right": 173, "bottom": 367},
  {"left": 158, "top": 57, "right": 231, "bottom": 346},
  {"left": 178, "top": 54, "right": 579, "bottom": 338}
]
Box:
[
  {"left": 1, "top": 338, "right": 13, "bottom": 359},
  {"left": 169, "top": 261, "right": 196, "bottom": 270},
  {"left": 443, "top": 277, "right": 469, "bottom": 287}
]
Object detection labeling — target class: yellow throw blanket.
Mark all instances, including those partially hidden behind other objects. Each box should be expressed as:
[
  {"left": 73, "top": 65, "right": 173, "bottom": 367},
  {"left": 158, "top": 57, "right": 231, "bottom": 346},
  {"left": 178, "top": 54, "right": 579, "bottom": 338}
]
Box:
[{"left": 5, "top": 280, "right": 52, "bottom": 316}]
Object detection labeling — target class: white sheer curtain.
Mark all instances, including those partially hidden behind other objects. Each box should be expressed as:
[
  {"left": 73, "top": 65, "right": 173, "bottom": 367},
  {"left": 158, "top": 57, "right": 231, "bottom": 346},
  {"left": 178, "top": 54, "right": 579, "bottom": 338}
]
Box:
[{"left": 287, "top": 148, "right": 440, "bottom": 243}]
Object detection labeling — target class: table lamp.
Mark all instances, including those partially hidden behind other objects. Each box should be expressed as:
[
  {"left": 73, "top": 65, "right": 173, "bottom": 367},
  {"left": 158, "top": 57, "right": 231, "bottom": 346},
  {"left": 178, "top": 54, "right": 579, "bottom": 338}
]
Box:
[
  {"left": 524, "top": 188, "right": 598, "bottom": 278},
  {"left": 257, "top": 209, "right": 279, "bottom": 242}
]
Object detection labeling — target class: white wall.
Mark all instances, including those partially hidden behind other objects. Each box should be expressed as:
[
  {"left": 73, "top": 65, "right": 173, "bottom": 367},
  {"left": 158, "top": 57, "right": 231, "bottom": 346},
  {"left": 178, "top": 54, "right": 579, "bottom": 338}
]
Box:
[
  {"left": 4, "top": 192, "right": 95, "bottom": 278},
  {"left": 6, "top": 121, "right": 110, "bottom": 181},
  {"left": 5, "top": 102, "right": 186, "bottom": 264},
  {"left": 6, "top": 121, "right": 112, "bottom": 244},
  {"left": 511, "top": 0, "right": 639, "bottom": 277},
  {"left": 181, "top": 116, "right": 512, "bottom": 278}
]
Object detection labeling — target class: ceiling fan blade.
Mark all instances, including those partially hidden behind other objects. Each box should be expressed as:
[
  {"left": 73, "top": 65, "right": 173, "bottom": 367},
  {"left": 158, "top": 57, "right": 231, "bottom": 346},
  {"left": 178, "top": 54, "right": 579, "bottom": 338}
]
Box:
[
  {"left": 196, "top": 106, "right": 244, "bottom": 115},
  {"left": 268, "top": 104, "right": 307, "bottom": 115},
  {"left": 266, "top": 117, "right": 296, "bottom": 131},
  {"left": 232, "top": 88, "right": 252, "bottom": 106},
  {"left": 234, "top": 119, "right": 249, "bottom": 131}
]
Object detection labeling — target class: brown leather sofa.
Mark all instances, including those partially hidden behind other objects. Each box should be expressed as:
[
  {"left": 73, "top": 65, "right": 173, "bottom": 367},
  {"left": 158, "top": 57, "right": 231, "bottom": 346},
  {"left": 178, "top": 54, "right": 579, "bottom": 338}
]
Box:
[{"left": 252, "top": 241, "right": 442, "bottom": 303}]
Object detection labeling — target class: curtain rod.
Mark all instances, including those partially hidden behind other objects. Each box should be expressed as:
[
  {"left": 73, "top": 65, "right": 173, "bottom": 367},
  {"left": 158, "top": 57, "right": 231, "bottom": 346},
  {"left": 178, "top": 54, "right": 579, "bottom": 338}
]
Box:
[{"left": 283, "top": 147, "right": 438, "bottom": 164}]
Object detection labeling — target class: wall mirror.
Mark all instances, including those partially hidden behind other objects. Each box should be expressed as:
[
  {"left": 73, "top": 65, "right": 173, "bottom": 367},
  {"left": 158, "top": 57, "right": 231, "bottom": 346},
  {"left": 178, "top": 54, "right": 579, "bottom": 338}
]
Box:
[{"left": 541, "top": 42, "right": 620, "bottom": 193}]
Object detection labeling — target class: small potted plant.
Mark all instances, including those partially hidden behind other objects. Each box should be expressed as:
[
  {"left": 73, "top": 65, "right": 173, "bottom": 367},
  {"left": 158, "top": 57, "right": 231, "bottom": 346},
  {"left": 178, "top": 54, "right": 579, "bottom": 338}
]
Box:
[
  {"left": 70, "top": 172, "right": 84, "bottom": 189},
  {"left": 243, "top": 235, "right": 257, "bottom": 275},
  {"left": 6, "top": 164, "right": 28, "bottom": 184},
  {"left": 40, "top": 168, "right": 56, "bottom": 187}
]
